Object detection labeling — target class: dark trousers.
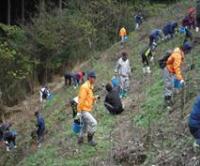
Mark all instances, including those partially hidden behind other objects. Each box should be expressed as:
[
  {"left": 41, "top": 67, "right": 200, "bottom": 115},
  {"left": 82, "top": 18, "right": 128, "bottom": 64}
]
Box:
[
  {"left": 149, "top": 36, "right": 154, "bottom": 46},
  {"left": 197, "top": 17, "right": 200, "bottom": 27},
  {"left": 189, "top": 125, "right": 200, "bottom": 145},
  {"left": 141, "top": 54, "right": 149, "bottom": 66},
  {"left": 64, "top": 74, "right": 72, "bottom": 86},
  {"left": 105, "top": 105, "right": 124, "bottom": 115},
  {"left": 5, "top": 136, "right": 16, "bottom": 148},
  {"left": 37, "top": 127, "right": 45, "bottom": 143}
]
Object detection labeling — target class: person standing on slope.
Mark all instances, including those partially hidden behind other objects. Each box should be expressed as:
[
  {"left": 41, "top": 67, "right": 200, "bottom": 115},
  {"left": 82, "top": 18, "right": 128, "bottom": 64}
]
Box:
[
  {"left": 35, "top": 111, "right": 45, "bottom": 148},
  {"left": 119, "top": 27, "right": 127, "bottom": 48},
  {"left": 163, "top": 42, "right": 192, "bottom": 109},
  {"left": 115, "top": 52, "right": 131, "bottom": 98},
  {"left": 77, "top": 71, "right": 99, "bottom": 146},
  {"left": 135, "top": 13, "right": 143, "bottom": 30}
]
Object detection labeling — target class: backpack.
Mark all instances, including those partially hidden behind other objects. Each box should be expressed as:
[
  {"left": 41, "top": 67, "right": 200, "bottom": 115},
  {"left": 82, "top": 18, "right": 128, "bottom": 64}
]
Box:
[
  {"left": 42, "top": 88, "right": 48, "bottom": 99},
  {"left": 158, "top": 50, "right": 172, "bottom": 69}
]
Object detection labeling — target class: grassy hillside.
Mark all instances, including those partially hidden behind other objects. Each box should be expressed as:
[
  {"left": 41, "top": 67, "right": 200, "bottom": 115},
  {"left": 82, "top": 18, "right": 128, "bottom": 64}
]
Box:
[{"left": 1, "top": 0, "right": 200, "bottom": 165}]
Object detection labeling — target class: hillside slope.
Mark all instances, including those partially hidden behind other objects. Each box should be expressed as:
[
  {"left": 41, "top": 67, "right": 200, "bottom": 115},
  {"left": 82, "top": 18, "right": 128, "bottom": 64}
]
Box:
[{"left": 1, "top": 0, "right": 200, "bottom": 165}]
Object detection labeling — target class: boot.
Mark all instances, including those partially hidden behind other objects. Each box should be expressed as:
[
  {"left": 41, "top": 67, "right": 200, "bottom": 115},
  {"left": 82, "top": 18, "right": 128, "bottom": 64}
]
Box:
[
  {"left": 77, "top": 136, "right": 84, "bottom": 145},
  {"left": 146, "top": 66, "right": 151, "bottom": 74},
  {"left": 164, "top": 96, "right": 173, "bottom": 109},
  {"left": 87, "top": 133, "right": 97, "bottom": 146}
]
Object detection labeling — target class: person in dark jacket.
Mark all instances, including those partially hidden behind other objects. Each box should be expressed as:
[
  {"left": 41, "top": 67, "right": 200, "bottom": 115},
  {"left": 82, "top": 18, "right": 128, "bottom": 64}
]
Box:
[
  {"left": 163, "top": 21, "right": 178, "bottom": 39},
  {"left": 35, "top": 111, "right": 45, "bottom": 148},
  {"left": 0, "top": 122, "right": 12, "bottom": 141},
  {"left": 182, "top": 15, "right": 195, "bottom": 29},
  {"left": 135, "top": 13, "right": 143, "bottom": 30},
  {"left": 3, "top": 130, "right": 17, "bottom": 151},
  {"left": 104, "top": 83, "right": 124, "bottom": 115},
  {"left": 188, "top": 96, "right": 200, "bottom": 147},
  {"left": 149, "top": 29, "right": 163, "bottom": 49}
]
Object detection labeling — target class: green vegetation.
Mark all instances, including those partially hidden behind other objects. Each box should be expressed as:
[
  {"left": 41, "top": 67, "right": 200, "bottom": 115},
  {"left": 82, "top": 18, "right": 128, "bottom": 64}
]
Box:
[{"left": 1, "top": 0, "right": 200, "bottom": 165}]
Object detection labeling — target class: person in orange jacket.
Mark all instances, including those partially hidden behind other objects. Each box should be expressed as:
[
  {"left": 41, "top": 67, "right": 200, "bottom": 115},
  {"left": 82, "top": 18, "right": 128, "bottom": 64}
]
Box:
[
  {"left": 119, "top": 27, "right": 127, "bottom": 48},
  {"left": 163, "top": 41, "right": 192, "bottom": 109},
  {"left": 77, "top": 71, "right": 99, "bottom": 146}
]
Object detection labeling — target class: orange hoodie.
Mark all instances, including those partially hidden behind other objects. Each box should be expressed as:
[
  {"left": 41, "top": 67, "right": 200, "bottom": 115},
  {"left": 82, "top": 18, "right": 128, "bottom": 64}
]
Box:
[
  {"left": 77, "top": 80, "right": 96, "bottom": 112},
  {"left": 166, "top": 48, "right": 184, "bottom": 80},
  {"left": 119, "top": 27, "right": 127, "bottom": 37}
]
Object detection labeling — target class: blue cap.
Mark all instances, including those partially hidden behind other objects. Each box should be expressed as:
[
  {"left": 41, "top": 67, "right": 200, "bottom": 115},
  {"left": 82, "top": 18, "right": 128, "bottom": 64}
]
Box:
[{"left": 87, "top": 71, "right": 96, "bottom": 78}]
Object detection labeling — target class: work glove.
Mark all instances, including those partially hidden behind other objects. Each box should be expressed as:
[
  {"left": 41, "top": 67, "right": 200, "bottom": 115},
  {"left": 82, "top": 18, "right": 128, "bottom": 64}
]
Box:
[
  {"left": 150, "top": 56, "right": 154, "bottom": 62},
  {"left": 75, "top": 112, "right": 82, "bottom": 120},
  {"left": 180, "top": 80, "right": 185, "bottom": 87}
]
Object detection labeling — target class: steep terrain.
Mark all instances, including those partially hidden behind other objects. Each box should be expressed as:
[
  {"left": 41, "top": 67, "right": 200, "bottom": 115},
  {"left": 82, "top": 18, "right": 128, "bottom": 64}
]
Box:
[{"left": 1, "top": 1, "right": 200, "bottom": 165}]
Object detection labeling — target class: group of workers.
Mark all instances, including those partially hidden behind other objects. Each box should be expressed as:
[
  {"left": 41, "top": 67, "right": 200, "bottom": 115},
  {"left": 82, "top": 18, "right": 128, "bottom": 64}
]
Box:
[
  {"left": 0, "top": 111, "right": 45, "bottom": 151},
  {"left": 1, "top": 2, "right": 200, "bottom": 153}
]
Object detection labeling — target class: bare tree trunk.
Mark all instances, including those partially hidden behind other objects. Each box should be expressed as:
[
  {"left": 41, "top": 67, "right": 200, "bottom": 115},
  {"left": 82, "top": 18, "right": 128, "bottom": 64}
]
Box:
[
  {"left": 40, "top": 0, "right": 45, "bottom": 14},
  {"left": 7, "top": 0, "right": 11, "bottom": 25},
  {"left": 59, "top": 0, "right": 62, "bottom": 11},
  {"left": 21, "top": 0, "right": 25, "bottom": 24}
]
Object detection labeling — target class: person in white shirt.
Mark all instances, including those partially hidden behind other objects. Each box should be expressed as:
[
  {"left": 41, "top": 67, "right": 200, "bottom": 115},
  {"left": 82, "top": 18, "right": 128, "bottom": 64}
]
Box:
[
  {"left": 39, "top": 86, "right": 50, "bottom": 102},
  {"left": 115, "top": 52, "right": 131, "bottom": 98}
]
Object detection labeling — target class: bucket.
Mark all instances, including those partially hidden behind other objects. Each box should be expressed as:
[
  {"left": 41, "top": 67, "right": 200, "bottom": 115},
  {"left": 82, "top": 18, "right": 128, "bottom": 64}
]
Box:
[
  {"left": 124, "top": 36, "right": 128, "bottom": 41},
  {"left": 179, "top": 27, "right": 186, "bottom": 34},
  {"left": 174, "top": 79, "right": 183, "bottom": 89},
  {"left": 47, "top": 93, "right": 53, "bottom": 100},
  {"left": 72, "top": 120, "right": 81, "bottom": 134}
]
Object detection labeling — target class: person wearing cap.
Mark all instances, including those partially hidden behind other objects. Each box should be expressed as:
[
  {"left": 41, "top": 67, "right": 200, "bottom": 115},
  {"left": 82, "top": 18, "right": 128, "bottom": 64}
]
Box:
[
  {"left": 104, "top": 83, "right": 124, "bottom": 115},
  {"left": 115, "top": 52, "right": 131, "bottom": 98},
  {"left": 149, "top": 29, "right": 163, "bottom": 49},
  {"left": 163, "top": 42, "right": 192, "bottom": 109},
  {"left": 188, "top": 95, "right": 200, "bottom": 148},
  {"left": 119, "top": 27, "right": 127, "bottom": 48},
  {"left": 77, "top": 71, "right": 98, "bottom": 146}
]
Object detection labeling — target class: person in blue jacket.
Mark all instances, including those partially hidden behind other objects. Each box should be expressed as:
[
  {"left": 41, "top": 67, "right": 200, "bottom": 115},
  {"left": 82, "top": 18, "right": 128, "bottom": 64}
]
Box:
[
  {"left": 35, "top": 111, "right": 45, "bottom": 148},
  {"left": 149, "top": 29, "right": 163, "bottom": 49},
  {"left": 188, "top": 96, "right": 200, "bottom": 148},
  {"left": 163, "top": 21, "right": 178, "bottom": 39}
]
